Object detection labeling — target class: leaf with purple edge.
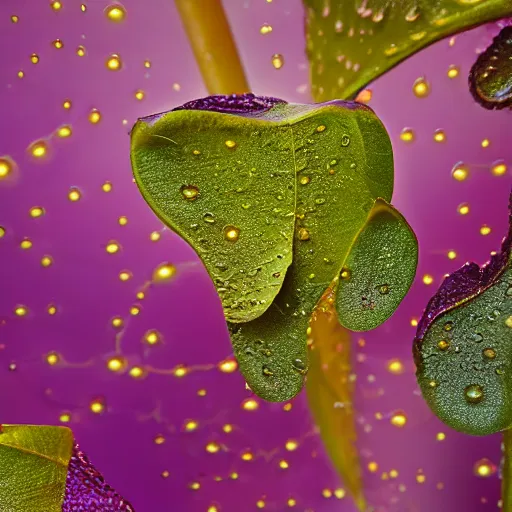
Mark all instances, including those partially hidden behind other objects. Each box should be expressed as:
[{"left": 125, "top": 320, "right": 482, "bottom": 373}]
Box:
[
  {"left": 131, "top": 93, "right": 416, "bottom": 401},
  {"left": 415, "top": 190, "right": 512, "bottom": 435},
  {"left": 304, "top": 0, "right": 512, "bottom": 101}
]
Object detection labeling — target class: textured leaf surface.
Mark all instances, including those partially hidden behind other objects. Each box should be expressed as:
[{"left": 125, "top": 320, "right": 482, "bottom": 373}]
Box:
[
  {"left": 306, "top": 292, "right": 366, "bottom": 511},
  {"left": 131, "top": 94, "right": 415, "bottom": 401},
  {"left": 337, "top": 198, "right": 418, "bottom": 331},
  {"left": 0, "top": 424, "right": 72, "bottom": 511},
  {"left": 414, "top": 192, "right": 512, "bottom": 435},
  {"left": 470, "top": 25, "right": 512, "bottom": 110},
  {"left": 304, "top": 0, "right": 512, "bottom": 101}
]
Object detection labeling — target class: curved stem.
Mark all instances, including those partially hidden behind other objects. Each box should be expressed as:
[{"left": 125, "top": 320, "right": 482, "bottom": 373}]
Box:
[
  {"left": 503, "top": 429, "right": 512, "bottom": 510},
  {"left": 174, "top": 0, "right": 250, "bottom": 95}
]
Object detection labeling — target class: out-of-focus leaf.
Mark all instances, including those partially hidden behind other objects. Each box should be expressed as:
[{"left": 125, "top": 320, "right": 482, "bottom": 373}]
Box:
[
  {"left": 470, "top": 25, "right": 512, "bottom": 110},
  {"left": 306, "top": 291, "right": 366, "bottom": 511},
  {"left": 304, "top": 0, "right": 512, "bottom": 101},
  {"left": 337, "top": 198, "right": 418, "bottom": 331},
  {"left": 0, "top": 424, "right": 72, "bottom": 511},
  {"left": 131, "top": 93, "right": 415, "bottom": 401},
  {"left": 414, "top": 191, "right": 512, "bottom": 436}
]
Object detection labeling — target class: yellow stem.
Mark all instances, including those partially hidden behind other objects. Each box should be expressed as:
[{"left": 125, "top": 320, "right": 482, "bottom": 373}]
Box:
[
  {"left": 174, "top": 0, "right": 250, "bottom": 95},
  {"left": 503, "top": 430, "right": 512, "bottom": 511}
]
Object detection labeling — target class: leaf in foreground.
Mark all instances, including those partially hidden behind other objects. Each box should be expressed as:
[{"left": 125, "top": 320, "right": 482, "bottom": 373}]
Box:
[
  {"left": 304, "top": 0, "right": 512, "bottom": 101},
  {"left": 415, "top": 190, "right": 512, "bottom": 435},
  {"left": 131, "top": 93, "right": 417, "bottom": 401}
]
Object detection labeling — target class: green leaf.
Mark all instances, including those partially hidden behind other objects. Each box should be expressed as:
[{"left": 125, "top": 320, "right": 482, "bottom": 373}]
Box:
[
  {"left": 131, "top": 94, "right": 416, "bottom": 401},
  {"left": 414, "top": 192, "right": 512, "bottom": 436},
  {"left": 306, "top": 297, "right": 366, "bottom": 511},
  {"left": 0, "top": 424, "right": 73, "bottom": 511},
  {"left": 304, "top": 0, "right": 512, "bottom": 101},
  {"left": 337, "top": 198, "right": 418, "bottom": 331}
]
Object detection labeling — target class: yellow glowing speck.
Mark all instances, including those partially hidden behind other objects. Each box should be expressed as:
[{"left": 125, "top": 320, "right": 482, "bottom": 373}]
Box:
[
  {"left": 129, "top": 366, "right": 145, "bottom": 378},
  {"left": 241, "top": 450, "right": 253, "bottom": 461},
  {"left": 144, "top": 330, "right": 161, "bottom": 345},
  {"left": 30, "top": 53, "right": 39, "bottom": 64},
  {"left": 105, "top": 241, "right": 121, "bottom": 254},
  {"left": 134, "top": 90, "right": 145, "bottom": 101},
  {"left": 386, "top": 359, "right": 404, "bottom": 374},
  {"left": 50, "top": 1, "right": 63, "bottom": 11},
  {"left": 107, "top": 356, "right": 126, "bottom": 372},
  {"left": 144, "top": 60, "right": 151, "bottom": 68},
  {"left": 20, "top": 238, "right": 33, "bottom": 250},
  {"left": 271, "top": 53, "right": 284, "bottom": 69},
  {"left": 118, "top": 270, "right": 132, "bottom": 282},
  {"left": 436, "top": 432, "right": 446, "bottom": 442},
  {"left": 154, "top": 434, "right": 165, "bottom": 445},
  {"left": 67, "top": 187, "right": 81, "bottom": 201},
  {"left": 29, "top": 140, "right": 48, "bottom": 159},
  {"left": 46, "top": 352, "right": 60, "bottom": 365},
  {"left": 129, "top": 305, "right": 141, "bottom": 316},
  {"left": 88, "top": 109, "right": 102, "bottom": 124},
  {"left": 206, "top": 442, "right": 220, "bottom": 454},
  {"left": 106, "top": 54, "right": 122, "bottom": 71},
  {"left": 447, "top": 65, "right": 459, "bottom": 78},
  {"left": 59, "top": 412, "right": 71, "bottom": 423},
  {"left": 433, "top": 129, "right": 446, "bottom": 143},
  {"left": 0, "top": 157, "right": 15, "bottom": 180},
  {"left": 197, "top": 388, "right": 207, "bottom": 397},
  {"left": 218, "top": 358, "right": 238, "bottom": 373},
  {"left": 242, "top": 398, "right": 259, "bottom": 411},
  {"left": 57, "top": 125, "right": 72, "bottom": 138},
  {"left": 174, "top": 365, "right": 188, "bottom": 378},
  {"left": 41, "top": 255, "right": 53, "bottom": 267},
  {"left": 474, "top": 459, "right": 495, "bottom": 477},
  {"left": 207, "top": 506, "right": 219, "bottom": 512},
  {"left": 150, "top": 231, "right": 161, "bottom": 242},
  {"left": 287, "top": 498, "right": 296, "bottom": 507},
  {"left": 279, "top": 459, "right": 289, "bottom": 469},
  {"left": 334, "top": 489, "right": 346, "bottom": 499},
  {"left": 76, "top": 45, "right": 86, "bottom": 57},
  {"left": 223, "top": 424, "right": 233, "bottom": 433},
  {"left": 452, "top": 163, "right": 469, "bottom": 181},
  {"left": 285, "top": 439, "right": 298, "bottom": 451},
  {"left": 283, "top": 402, "right": 292, "bottom": 411},
  {"left": 458, "top": 203, "right": 470, "bottom": 215},
  {"left": 447, "top": 250, "right": 457, "bottom": 260},
  {"left": 105, "top": 4, "right": 126, "bottom": 22},
  {"left": 90, "top": 399, "right": 105, "bottom": 414},
  {"left": 81, "top": 4, "right": 87, "bottom": 12},
  {"left": 481, "top": 138, "right": 490, "bottom": 148},
  {"left": 189, "top": 481, "right": 200, "bottom": 490},
  {"left": 17, "top": 70, "right": 24, "bottom": 79},
  {"left": 256, "top": 500, "right": 265, "bottom": 509},
  {"left": 368, "top": 462, "right": 378, "bottom": 473},
  {"left": 400, "top": 128, "right": 415, "bottom": 143},
  {"left": 480, "top": 225, "right": 491, "bottom": 236},
  {"left": 153, "top": 262, "right": 176, "bottom": 282},
  {"left": 260, "top": 23, "right": 273, "bottom": 35},
  {"left": 29, "top": 206, "right": 45, "bottom": 218},
  {"left": 0, "top": 226, "right": 5, "bottom": 238},
  {"left": 184, "top": 420, "right": 199, "bottom": 432},
  {"left": 11, "top": 15, "right": 19, "bottom": 23},
  {"left": 413, "top": 77, "right": 430, "bottom": 97},
  {"left": 47, "top": 304, "right": 57, "bottom": 315},
  {"left": 102, "top": 181, "right": 112, "bottom": 192},
  {"left": 224, "top": 225, "right": 240, "bottom": 242},
  {"left": 224, "top": 140, "right": 237, "bottom": 149},
  {"left": 416, "top": 472, "right": 426, "bottom": 484},
  {"left": 355, "top": 88, "right": 372, "bottom": 103},
  {"left": 492, "top": 162, "right": 507, "bottom": 176},
  {"left": 63, "top": 100, "right": 72, "bottom": 109},
  {"left": 322, "top": 489, "right": 332, "bottom": 498},
  {"left": 111, "top": 316, "right": 123, "bottom": 328},
  {"left": 52, "top": 39, "right": 64, "bottom": 49},
  {"left": 390, "top": 411, "right": 407, "bottom": 427},
  {"left": 422, "top": 274, "right": 434, "bottom": 285}
]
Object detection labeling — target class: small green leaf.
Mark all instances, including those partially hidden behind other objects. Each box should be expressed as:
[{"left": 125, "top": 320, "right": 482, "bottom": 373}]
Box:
[
  {"left": 306, "top": 298, "right": 366, "bottom": 511},
  {"left": 0, "top": 424, "right": 73, "bottom": 511},
  {"left": 131, "top": 94, "right": 416, "bottom": 401},
  {"left": 415, "top": 192, "right": 512, "bottom": 436},
  {"left": 304, "top": 0, "right": 512, "bottom": 101},
  {"left": 337, "top": 198, "right": 418, "bottom": 331}
]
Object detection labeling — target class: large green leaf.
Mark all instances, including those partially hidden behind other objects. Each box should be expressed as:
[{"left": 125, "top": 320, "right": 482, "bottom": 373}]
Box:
[
  {"left": 131, "top": 94, "right": 416, "bottom": 401},
  {"left": 304, "top": 0, "right": 512, "bottom": 101},
  {"left": 337, "top": 198, "right": 418, "bottom": 331},
  {"left": 415, "top": 192, "right": 512, "bottom": 436},
  {"left": 0, "top": 424, "right": 72, "bottom": 511}
]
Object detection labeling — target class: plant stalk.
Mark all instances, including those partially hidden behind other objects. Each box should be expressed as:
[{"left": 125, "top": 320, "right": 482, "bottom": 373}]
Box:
[
  {"left": 174, "top": 0, "right": 250, "bottom": 95},
  {"left": 503, "top": 429, "right": 512, "bottom": 510}
]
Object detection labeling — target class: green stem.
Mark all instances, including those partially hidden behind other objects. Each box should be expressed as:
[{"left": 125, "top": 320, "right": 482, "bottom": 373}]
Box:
[
  {"left": 503, "top": 429, "right": 512, "bottom": 510},
  {"left": 174, "top": 0, "right": 250, "bottom": 95}
]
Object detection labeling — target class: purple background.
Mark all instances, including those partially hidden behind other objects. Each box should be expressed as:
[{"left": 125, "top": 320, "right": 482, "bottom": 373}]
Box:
[{"left": 0, "top": 1, "right": 511, "bottom": 511}]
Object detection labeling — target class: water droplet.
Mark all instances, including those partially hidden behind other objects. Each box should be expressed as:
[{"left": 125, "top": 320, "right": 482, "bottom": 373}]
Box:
[
  {"left": 340, "top": 268, "right": 351, "bottom": 280},
  {"left": 341, "top": 134, "right": 350, "bottom": 146},
  {"left": 300, "top": 176, "right": 310, "bottom": 185},
  {"left": 298, "top": 228, "right": 310, "bottom": 241},
  {"left": 105, "top": 3, "right": 126, "bottom": 22},
  {"left": 491, "top": 161, "right": 507, "bottom": 176},
  {"left": 223, "top": 225, "right": 240, "bottom": 242},
  {"left": 400, "top": 128, "right": 415, "bottom": 142},
  {"left": 262, "top": 366, "right": 273, "bottom": 376},
  {"left": 447, "top": 65, "right": 460, "bottom": 79},
  {"left": 474, "top": 458, "right": 496, "bottom": 478},
  {"left": 180, "top": 184, "right": 199, "bottom": 201},
  {"left": 292, "top": 358, "right": 306, "bottom": 373},
  {"left": 203, "top": 213, "right": 215, "bottom": 223},
  {"left": 225, "top": 140, "right": 237, "bottom": 149},
  {"left": 483, "top": 348, "right": 496, "bottom": 359},
  {"left": 433, "top": 129, "right": 446, "bottom": 143},
  {"left": 316, "top": 125, "right": 326, "bottom": 133},
  {"left": 52, "top": 39, "right": 64, "bottom": 49},
  {"left": 377, "top": 284, "right": 390, "bottom": 295},
  {"left": 106, "top": 53, "right": 122, "bottom": 71},
  {"left": 437, "top": 340, "right": 450, "bottom": 351},
  {"left": 260, "top": 23, "right": 273, "bottom": 35},
  {"left": 413, "top": 77, "right": 430, "bottom": 98},
  {"left": 464, "top": 384, "right": 484, "bottom": 404},
  {"left": 452, "top": 162, "right": 469, "bottom": 181},
  {"left": 271, "top": 53, "right": 284, "bottom": 69}
]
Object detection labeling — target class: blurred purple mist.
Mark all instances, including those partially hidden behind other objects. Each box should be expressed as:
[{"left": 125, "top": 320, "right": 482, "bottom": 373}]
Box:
[{"left": 0, "top": 1, "right": 511, "bottom": 511}]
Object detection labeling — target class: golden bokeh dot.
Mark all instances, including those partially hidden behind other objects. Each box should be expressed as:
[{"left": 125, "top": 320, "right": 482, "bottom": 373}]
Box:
[
  {"left": 102, "top": 181, "right": 113, "bottom": 192},
  {"left": 285, "top": 439, "right": 298, "bottom": 451},
  {"left": 480, "top": 225, "right": 491, "bottom": 236},
  {"left": 63, "top": 99, "right": 72, "bottom": 109},
  {"left": 223, "top": 424, "right": 233, "bottom": 433},
  {"left": 452, "top": 162, "right": 469, "bottom": 181},
  {"left": 11, "top": 15, "right": 19, "bottom": 23},
  {"left": 68, "top": 187, "right": 81, "bottom": 201},
  {"left": 154, "top": 434, "right": 165, "bottom": 445},
  {"left": 56, "top": 125, "right": 72, "bottom": 138},
  {"left": 46, "top": 352, "right": 60, "bottom": 365},
  {"left": 41, "top": 255, "right": 53, "bottom": 267},
  {"left": 50, "top": 1, "right": 63, "bottom": 11},
  {"left": 368, "top": 461, "right": 378, "bottom": 473},
  {"left": 105, "top": 240, "right": 121, "bottom": 254},
  {"left": 242, "top": 398, "right": 259, "bottom": 411},
  {"left": 88, "top": 109, "right": 102, "bottom": 124},
  {"left": 118, "top": 215, "right": 128, "bottom": 226},
  {"left": 387, "top": 359, "right": 404, "bottom": 375},
  {"left": 218, "top": 358, "right": 238, "bottom": 373},
  {"left": 150, "top": 230, "right": 161, "bottom": 242},
  {"left": 447, "top": 65, "right": 459, "bottom": 78},
  {"left": 416, "top": 471, "right": 426, "bottom": 484},
  {"left": 474, "top": 459, "right": 495, "bottom": 478},
  {"left": 491, "top": 162, "right": 507, "bottom": 176},
  {"left": 59, "top": 412, "right": 71, "bottom": 423},
  {"left": 184, "top": 420, "right": 199, "bottom": 432},
  {"left": 287, "top": 498, "right": 296, "bottom": 507},
  {"left": 433, "top": 129, "right": 446, "bottom": 143},
  {"left": 322, "top": 489, "right": 332, "bottom": 499},
  {"left": 390, "top": 411, "right": 407, "bottom": 427},
  {"left": 241, "top": 450, "right": 254, "bottom": 461},
  {"left": 52, "top": 39, "right": 64, "bottom": 49},
  {"left": 47, "top": 304, "right": 57, "bottom": 315},
  {"left": 130, "top": 305, "right": 141, "bottom": 316},
  {"left": 20, "top": 238, "right": 33, "bottom": 250},
  {"left": 271, "top": 53, "right": 284, "bottom": 69},
  {"left": 0, "top": 226, "right": 6, "bottom": 238},
  {"left": 105, "top": 3, "right": 126, "bottom": 22},
  {"left": 144, "top": 329, "right": 161, "bottom": 345},
  {"left": 134, "top": 89, "right": 145, "bottom": 101},
  {"left": 279, "top": 459, "right": 289, "bottom": 469},
  {"left": 76, "top": 45, "right": 86, "bottom": 57},
  {"left": 400, "top": 128, "right": 415, "bottom": 143},
  {"left": 413, "top": 77, "right": 430, "bottom": 97},
  {"left": 206, "top": 442, "right": 220, "bottom": 454},
  {"left": 17, "top": 70, "right": 25, "bottom": 79},
  {"left": 447, "top": 250, "right": 457, "bottom": 260},
  {"left": 118, "top": 270, "right": 132, "bottom": 282},
  {"left": 260, "top": 23, "right": 273, "bottom": 35},
  {"left": 106, "top": 54, "right": 122, "bottom": 71},
  {"left": 458, "top": 202, "right": 470, "bottom": 215},
  {"left": 481, "top": 138, "right": 490, "bottom": 148},
  {"left": 355, "top": 88, "right": 372, "bottom": 103},
  {"left": 129, "top": 366, "right": 146, "bottom": 379},
  {"left": 29, "top": 140, "right": 49, "bottom": 159},
  {"left": 422, "top": 274, "right": 434, "bottom": 285},
  {"left": 189, "top": 481, "right": 200, "bottom": 491},
  {"left": 0, "top": 157, "right": 16, "bottom": 180},
  {"left": 90, "top": 398, "right": 105, "bottom": 414},
  {"left": 107, "top": 356, "right": 126, "bottom": 372},
  {"left": 29, "top": 206, "right": 45, "bottom": 218},
  {"left": 111, "top": 316, "right": 124, "bottom": 328},
  {"left": 174, "top": 365, "right": 188, "bottom": 377},
  {"left": 144, "top": 60, "right": 151, "bottom": 68},
  {"left": 30, "top": 53, "right": 39, "bottom": 64},
  {"left": 153, "top": 262, "right": 176, "bottom": 282},
  {"left": 81, "top": 4, "right": 87, "bottom": 12}
]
